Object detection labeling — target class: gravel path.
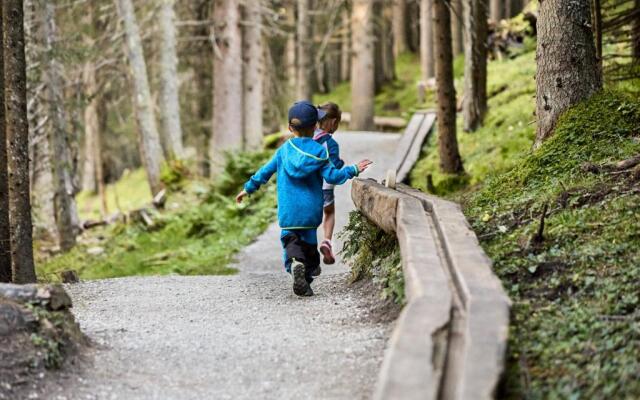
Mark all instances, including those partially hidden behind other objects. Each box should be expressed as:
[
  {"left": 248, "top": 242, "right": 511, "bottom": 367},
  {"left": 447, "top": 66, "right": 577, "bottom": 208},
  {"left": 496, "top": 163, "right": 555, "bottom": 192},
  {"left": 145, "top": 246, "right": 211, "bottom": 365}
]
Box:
[{"left": 45, "top": 132, "right": 400, "bottom": 400}]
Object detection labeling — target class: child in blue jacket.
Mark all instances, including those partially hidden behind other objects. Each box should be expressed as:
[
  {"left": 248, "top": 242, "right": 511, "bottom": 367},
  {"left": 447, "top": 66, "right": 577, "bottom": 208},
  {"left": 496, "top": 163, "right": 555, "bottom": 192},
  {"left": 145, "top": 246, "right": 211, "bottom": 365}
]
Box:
[
  {"left": 313, "top": 102, "right": 344, "bottom": 265},
  {"left": 236, "top": 101, "right": 371, "bottom": 296}
]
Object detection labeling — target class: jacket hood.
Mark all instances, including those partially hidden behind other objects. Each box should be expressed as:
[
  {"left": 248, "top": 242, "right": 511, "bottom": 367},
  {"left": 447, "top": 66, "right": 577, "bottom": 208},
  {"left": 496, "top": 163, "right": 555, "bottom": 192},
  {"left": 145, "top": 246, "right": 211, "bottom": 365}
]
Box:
[{"left": 282, "top": 138, "right": 328, "bottom": 178}]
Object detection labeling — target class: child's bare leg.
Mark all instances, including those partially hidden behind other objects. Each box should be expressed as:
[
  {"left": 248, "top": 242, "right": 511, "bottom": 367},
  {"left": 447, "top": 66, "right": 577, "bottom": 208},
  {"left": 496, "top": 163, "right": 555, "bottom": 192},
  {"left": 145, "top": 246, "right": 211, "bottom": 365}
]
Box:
[{"left": 323, "top": 203, "right": 336, "bottom": 241}]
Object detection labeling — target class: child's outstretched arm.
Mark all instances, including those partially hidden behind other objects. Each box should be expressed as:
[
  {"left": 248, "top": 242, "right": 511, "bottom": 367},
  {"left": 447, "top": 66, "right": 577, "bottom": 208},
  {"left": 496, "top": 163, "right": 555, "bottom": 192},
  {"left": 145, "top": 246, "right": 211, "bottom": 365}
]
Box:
[
  {"left": 236, "top": 154, "right": 278, "bottom": 203},
  {"left": 327, "top": 138, "right": 345, "bottom": 169},
  {"left": 321, "top": 159, "right": 372, "bottom": 185}
]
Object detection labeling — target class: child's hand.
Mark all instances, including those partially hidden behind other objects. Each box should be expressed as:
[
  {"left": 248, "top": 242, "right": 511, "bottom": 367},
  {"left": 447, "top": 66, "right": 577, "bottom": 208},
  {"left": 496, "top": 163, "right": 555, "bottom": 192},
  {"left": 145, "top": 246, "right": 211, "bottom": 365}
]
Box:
[
  {"left": 357, "top": 159, "right": 373, "bottom": 173},
  {"left": 236, "top": 190, "right": 248, "bottom": 204}
]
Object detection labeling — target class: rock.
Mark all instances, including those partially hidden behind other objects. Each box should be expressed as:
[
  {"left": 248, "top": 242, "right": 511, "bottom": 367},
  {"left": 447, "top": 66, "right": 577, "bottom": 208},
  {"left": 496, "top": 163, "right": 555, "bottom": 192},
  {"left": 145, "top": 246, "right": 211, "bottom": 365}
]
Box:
[
  {"left": 86, "top": 246, "right": 105, "bottom": 256},
  {"left": 60, "top": 270, "right": 79, "bottom": 284},
  {"left": 0, "top": 284, "right": 72, "bottom": 311},
  {"left": 36, "top": 285, "right": 72, "bottom": 311},
  {"left": 0, "top": 301, "right": 36, "bottom": 336}
]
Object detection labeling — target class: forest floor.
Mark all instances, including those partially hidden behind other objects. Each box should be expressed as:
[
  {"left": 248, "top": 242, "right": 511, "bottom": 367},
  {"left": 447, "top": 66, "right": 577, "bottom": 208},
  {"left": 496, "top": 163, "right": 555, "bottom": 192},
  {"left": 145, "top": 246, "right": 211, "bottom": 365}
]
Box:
[{"left": 35, "top": 132, "right": 401, "bottom": 400}]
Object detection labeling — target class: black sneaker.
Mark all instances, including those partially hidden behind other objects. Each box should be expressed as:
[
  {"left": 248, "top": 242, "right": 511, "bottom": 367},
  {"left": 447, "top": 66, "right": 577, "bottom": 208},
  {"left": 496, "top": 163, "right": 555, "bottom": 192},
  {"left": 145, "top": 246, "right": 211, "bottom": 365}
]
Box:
[{"left": 291, "top": 259, "right": 313, "bottom": 297}]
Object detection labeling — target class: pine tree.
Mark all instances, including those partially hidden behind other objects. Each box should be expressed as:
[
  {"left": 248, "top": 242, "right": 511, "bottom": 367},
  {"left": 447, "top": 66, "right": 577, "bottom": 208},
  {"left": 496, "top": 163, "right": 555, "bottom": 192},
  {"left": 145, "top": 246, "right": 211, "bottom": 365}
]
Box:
[
  {"left": 534, "top": 0, "right": 601, "bottom": 148},
  {"left": 158, "top": 0, "right": 184, "bottom": 159},
  {"left": 350, "top": 0, "right": 375, "bottom": 130},
  {"left": 210, "top": 0, "right": 243, "bottom": 173},
  {"left": 243, "top": 0, "right": 264, "bottom": 151},
  {"left": 462, "top": 0, "right": 488, "bottom": 131},
  {"left": 3, "top": 0, "right": 36, "bottom": 283},
  {"left": 434, "top": 0, "right": 464, "bottom": 174},
  {"left": 116, "top": 0, "right": 166, "bottom": 195},
  {"left": 0, "top": 1, "right": 11, "bottom": 283},
  {"left": 42, "top": 1, "right": 79, "bottom": 251}
]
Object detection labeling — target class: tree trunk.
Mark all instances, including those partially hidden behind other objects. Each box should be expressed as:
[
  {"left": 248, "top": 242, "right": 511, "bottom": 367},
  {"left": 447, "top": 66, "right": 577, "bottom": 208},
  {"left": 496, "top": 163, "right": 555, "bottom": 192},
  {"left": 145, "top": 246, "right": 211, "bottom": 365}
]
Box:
[
  {"left": 634, "top": 0, "right": 640, "bottom": 61},
  {"left": 374, "top": 1, "right": 385, "bottom": 92},
  {"left": 407, "top": 0, "right": 421, "bottom": 52},
  {"left": 490, "top": 0, "right": 503, "bottom": 22},
  {"left": 158, "top": 0, "right": 184, "bottom": 159},
  {"left": 463, "top": 0, "right": 488, "bottom": 131},
  {"left": 116, "top": 0, "right": 165, "bottom": 195},
  {"left": 350, "top": 0, "right": 375, "bottom": 130},
  {"left": 81, "top": 63, "right": 97, "bottom": 194},
  {"left": 592, "top": 0, "right": 602, "bottom": 74},
  {"left": 0, "top": 2, "right": 10, "bottom": 282},
  {"left": 340, "top": 9, "right": 351, "bottom": 81},
  {"left": 382, "top": 3, "right": 396, "bottom": 83},
  {"left": 285, "top": 4, "right": 297, "bottom": 100},
  {"left": 392, "top": 0, "right": 408, "bottom": 56},
  {"left": 82, "top": 61, "right": 108, "bottom": 219},
  {"left": 242, "top": 0, "right": 263, "bottom": 151},
  {"left": 42, "top": 1, "right": 79, "bottom": 251},
  {"left": 210, "top": 0, "right": 243, "bottom": 174},
  {"left": 296, "top": 0, "right": 312, "bottom": 100},
  {"left": 534, "top": 0, "right": 601, "bottom": 148},
  {"left": 420, "top": 0, "right": 435, "bottom": 80},
  {"left": 3, "top": 0, "right": 36, "bottom": 283},
  {"left": 451, "top": 0, "right": 464, "bottom": 56},
  {"left": 434, "top": 0, "right": 465, "bottom": 174}
]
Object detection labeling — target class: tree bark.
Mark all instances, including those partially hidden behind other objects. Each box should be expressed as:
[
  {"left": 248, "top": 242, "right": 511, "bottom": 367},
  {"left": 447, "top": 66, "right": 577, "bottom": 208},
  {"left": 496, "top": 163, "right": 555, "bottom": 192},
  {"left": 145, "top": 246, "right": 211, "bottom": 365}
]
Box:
[
  {"left": 3, "top": 0, "right": 36, "bottom": 283},
  {"left": 463, "top": 0, "right": 488, "bottom": 131},
  {"left": 0, "top": 2, "right": 11, "bottom": 282},
  {"left": 350, "top": 0, "right": 375, "bottom": 130},
  {"left": 490, "top": 0, "right": 503, "bottom": 22},
  {"left": 340, "top": 8, "right": 351, "bottom": 81},
  {"left": 210, "top": 0, "right": 243, "bottom": 174},
  {"left": 82, "top": 61, "right": 107, "bottom": 218},
  {"left": 116, "top": 0, "right": 165, "bottom": 195},
  {"left": 392, "top": 0, "right": 408, "bottom": 56},
  {"left": 42, "top": 1, "right": 79, "bottom": 251},
  {"left": 296, "top": 0, "right": 312, "bottom": 100},
  {"left": 631, "top": 0, "right": 639, "bottom": 61},
  {"left": 434, "top": 0, "right": 465, "bottom": 174},
  {"left": 158, "top": 0, "right": 183, "bottom": 159},
  {"left": 534, "top": 0, "right": 601, "bottom": 148},
  {"left": 420, "top": 0, "right": 435, "bottom": 80},
  {"left": 451, "top": 0, "right": 464, "bottom": 56},
  {"left": 242, "top": 0, "right": 263, "bottom": 151},
  {"left": 592, "top": 0, "right": 602, "bottom": 73},
  {"left": 382, "top": 3, "right": 396, "bottom": 83}
]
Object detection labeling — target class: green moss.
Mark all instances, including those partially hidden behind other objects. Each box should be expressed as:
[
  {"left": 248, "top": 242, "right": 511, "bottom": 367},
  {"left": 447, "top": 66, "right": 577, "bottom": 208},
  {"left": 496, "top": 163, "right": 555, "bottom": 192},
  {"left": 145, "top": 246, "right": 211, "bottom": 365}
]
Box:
[
  {"left": 39, "top": 151, "right": 277, "bottom": 280},
  {"left": 462, "top": 91, "right": 640, "bottom": 398},
  {"left": 339, "top": 211, "right": 404, "bottom": 304}
]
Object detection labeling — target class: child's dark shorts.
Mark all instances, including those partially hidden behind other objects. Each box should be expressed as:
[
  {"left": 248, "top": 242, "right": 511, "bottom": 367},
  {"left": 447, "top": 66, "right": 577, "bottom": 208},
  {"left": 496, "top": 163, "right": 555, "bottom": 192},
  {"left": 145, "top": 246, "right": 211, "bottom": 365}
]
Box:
[{"left": 281, "top": 231, "right": 320, "bottom": 283}]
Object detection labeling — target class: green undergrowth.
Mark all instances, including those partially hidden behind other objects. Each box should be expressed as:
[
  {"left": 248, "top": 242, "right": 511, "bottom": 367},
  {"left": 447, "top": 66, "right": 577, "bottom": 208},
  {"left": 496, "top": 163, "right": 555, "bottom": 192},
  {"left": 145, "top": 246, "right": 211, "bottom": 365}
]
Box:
[
  {"left": 410, "top": 45, "right": 537, "bottom": 194},
  {"left": 465, "top": 90, "right": 640, "bottom": 398},
  {"left": 339, "top": 211, "right": 404, "bottom": 304},
  {"left": 38, "top": 151, "right": 277, "bottom": 280}
]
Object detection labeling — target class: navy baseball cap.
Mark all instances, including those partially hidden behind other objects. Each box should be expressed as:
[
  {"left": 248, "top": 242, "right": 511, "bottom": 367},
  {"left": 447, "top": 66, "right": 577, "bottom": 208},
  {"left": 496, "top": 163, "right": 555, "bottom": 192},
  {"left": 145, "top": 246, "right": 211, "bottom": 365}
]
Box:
[{"left": 288, "top": 101, "right": 327, "bottom": 128}]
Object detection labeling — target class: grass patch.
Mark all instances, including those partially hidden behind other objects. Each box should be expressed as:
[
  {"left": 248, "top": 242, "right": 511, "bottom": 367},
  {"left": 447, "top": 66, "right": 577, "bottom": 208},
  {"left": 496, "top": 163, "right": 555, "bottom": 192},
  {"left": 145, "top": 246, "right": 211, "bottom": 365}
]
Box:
[
  {"left": 464, "top": 90, "right": 640, "bottom": 398},
  {"left": 38, "top": 151, "right": 277, "bottom": 280},
  {"left": 339, "top": 211, "right": 404, "bottom": 304},
  {"left": 76, "top": 168, "right": 152, "bottom": 221}
]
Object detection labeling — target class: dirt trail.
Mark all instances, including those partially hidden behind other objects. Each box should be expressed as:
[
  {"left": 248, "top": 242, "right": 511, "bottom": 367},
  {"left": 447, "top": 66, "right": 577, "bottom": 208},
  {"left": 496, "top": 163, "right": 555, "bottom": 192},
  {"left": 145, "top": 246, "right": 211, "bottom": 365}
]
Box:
[{"left": 44, "top": 132, "right": 400, "bottom": 400}]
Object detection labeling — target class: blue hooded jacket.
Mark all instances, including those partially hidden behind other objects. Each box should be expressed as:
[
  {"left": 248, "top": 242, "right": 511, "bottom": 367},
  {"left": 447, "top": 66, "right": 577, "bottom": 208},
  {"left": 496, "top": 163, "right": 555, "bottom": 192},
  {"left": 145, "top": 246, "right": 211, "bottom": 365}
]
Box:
[{"left": 244, "top": 137, "right": 359, "bottom": 230}]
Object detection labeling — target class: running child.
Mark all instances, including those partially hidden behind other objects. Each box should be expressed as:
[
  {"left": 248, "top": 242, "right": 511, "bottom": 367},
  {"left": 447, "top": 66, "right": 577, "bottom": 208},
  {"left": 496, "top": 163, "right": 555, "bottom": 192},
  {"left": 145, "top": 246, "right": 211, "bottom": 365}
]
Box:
[
  {"left": 313, "top": 102, "right": 344, "bottom": 265},
  {"left": 236, "top": 101, "right": 371, "bottom": 297}
]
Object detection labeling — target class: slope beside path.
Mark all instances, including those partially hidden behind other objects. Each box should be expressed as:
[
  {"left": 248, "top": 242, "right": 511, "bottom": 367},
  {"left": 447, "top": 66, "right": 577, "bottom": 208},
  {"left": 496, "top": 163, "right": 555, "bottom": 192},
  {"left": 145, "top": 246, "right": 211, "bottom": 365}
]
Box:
[{"left": 43, "top": 132, "right": 401, "bottom": 400}]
